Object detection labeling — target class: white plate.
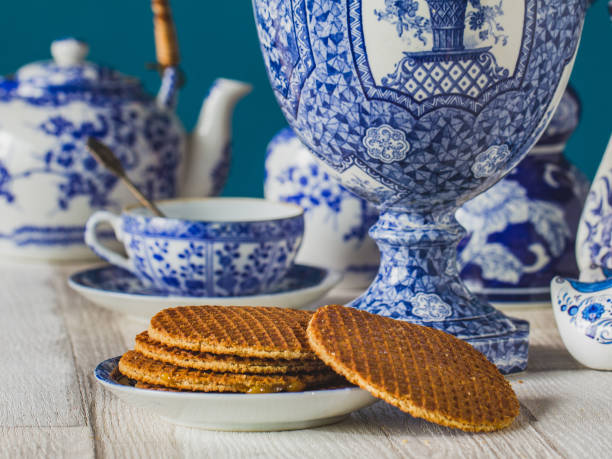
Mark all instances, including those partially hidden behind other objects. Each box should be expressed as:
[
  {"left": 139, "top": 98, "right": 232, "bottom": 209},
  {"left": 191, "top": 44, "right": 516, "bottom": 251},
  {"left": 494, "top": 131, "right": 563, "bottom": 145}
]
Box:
[
  {"left": 69, "top": 264, "right": 342, "bottom": 322},
  {"left": 95, "top": 357, "right": 377, "bottom": 431}
]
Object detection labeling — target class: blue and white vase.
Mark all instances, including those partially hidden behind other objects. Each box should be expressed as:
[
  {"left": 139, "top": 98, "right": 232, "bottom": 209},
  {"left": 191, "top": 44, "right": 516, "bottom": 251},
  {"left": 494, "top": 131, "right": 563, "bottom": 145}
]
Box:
[
  {"left": 576, "top": 134, "right": 612, "bottom": 282},
  {"left": 253, "top": 0, "right": 586, "bottom": 373},
  {"left": 549, "top": 2, "right": 612, "bottom": 372},
  {"left": 0, "top": 38, "right": 250, "bottom": 261},
  {"left": 457, "top": 87, "right": 589, "bottom": 306},
  {"left": 264, "top": 128, "right": 379, "bottom": 290}
]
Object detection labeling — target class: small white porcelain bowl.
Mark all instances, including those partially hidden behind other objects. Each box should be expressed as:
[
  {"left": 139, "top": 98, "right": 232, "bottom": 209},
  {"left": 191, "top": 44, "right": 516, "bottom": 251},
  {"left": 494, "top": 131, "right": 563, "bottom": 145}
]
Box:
[{"left": 551, "top": 276, "right": 612, "bottom": 370}]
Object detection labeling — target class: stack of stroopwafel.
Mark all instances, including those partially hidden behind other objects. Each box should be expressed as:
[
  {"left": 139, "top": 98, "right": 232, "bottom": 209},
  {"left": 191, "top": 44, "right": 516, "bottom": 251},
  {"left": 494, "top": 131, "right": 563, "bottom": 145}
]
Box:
[
  {"left": 118, "top": 306, "right": 345, "bottom": 393},
  {"left": 115, "top": 304, "right": 519, "bottom": 432}
]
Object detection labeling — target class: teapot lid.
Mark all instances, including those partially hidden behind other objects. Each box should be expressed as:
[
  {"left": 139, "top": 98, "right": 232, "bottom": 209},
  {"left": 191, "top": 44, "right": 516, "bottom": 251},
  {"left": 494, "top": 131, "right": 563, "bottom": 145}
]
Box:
[{"left": 2, "top": 38, "right": 148, "bottom": 105}]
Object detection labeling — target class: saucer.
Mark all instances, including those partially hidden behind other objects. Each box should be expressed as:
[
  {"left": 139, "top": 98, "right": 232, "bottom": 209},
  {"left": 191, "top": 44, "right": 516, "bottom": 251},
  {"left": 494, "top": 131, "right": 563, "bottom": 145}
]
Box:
[
  {"left": 69, "top": 264, "right": 342, "bottom": 322},
  {"left": 95, "top": 356, "right": 377, "bottom": 431}
]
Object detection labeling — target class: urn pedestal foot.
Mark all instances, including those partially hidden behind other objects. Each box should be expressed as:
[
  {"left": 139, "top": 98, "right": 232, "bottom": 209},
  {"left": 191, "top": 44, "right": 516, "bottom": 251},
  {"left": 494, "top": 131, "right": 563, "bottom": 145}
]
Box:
[{"left": 348, "top": 209, "right": 529, "bottom": 374}]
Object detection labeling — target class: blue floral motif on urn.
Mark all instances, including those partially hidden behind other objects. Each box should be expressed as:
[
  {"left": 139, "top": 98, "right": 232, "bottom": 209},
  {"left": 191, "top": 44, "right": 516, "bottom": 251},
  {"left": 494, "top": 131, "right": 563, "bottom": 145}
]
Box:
[
  {"left": 363, "top": 125, "right": 411, "bottom": 163},
  {"left": 253, "top": 0, "right": 586, "bottom": 373},
  {"left": 471, "top": 145, "right": 511, "bottom": 179},
  {"left": 410, "top": 293, "right": 453, "bottom": 321}
]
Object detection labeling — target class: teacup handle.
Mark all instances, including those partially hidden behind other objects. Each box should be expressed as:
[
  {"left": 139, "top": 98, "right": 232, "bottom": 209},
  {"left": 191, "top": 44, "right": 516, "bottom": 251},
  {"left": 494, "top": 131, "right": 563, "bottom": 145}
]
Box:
[{"left": 85, "top": 211, "right": 133, "bottom": 273}]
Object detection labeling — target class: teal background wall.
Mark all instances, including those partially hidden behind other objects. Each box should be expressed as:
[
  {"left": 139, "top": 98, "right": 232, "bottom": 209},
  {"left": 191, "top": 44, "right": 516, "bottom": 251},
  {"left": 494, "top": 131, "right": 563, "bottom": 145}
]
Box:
[{"left": 0, "top": 1, "right": 610, "bottom": 196}]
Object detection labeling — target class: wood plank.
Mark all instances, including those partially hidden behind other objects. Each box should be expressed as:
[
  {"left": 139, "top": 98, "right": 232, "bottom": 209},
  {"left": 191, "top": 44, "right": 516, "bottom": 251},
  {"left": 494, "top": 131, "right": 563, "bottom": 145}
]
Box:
[
  {"left": 51, "top": 265, "right": 179, "bottom": 459},
  {"left": 0, "top": 426, "right": 93, "bottom": 459},
  {"left": 0, "top": 262, "right": 85, "bottom": 428},
  {"left": 360, "top": 398, "right": 558, "bottom": 459},
  {"left": 506, "top": 308, "right": 612, "bottom": 458},
  {"left": 174, "top": 403, "right": 402, "bottom": 459},
  {"left": 173, "top": 398, "right": 558, "bottom": 459}
]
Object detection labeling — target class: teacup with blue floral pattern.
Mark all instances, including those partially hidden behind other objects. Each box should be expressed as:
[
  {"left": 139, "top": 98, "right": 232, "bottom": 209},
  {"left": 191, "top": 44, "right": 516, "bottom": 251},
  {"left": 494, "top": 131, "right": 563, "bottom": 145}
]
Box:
[{"left": 85, "top": 198, "right": 304, "bottom": 297}]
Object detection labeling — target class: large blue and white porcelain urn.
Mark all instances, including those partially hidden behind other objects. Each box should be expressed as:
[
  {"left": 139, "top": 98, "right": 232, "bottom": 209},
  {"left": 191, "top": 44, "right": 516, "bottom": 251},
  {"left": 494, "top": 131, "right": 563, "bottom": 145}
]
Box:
[{"left": 253, "top": 0, "right": 586, "bottom": 373}]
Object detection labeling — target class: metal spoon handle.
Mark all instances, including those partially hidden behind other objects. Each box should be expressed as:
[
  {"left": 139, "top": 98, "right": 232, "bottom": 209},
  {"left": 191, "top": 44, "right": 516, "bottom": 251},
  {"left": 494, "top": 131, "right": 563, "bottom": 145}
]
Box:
[
  {"left": 86, "top": 137, "right": 166, "bottom": 218},
  {"left": 120, "top": 174, "right": 165, "bottom": 218}
]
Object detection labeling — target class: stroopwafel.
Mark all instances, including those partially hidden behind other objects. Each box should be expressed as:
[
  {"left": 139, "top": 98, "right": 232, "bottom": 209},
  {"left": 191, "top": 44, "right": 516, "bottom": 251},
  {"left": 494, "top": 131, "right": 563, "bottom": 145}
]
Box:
[
  {"left": 119, "top": 350, "right": 341, "bottom": 393},
  {"left": 307, "top": 305, "right": 520, "bottom": 432},
  {"left": 135, "top": 331, "right": 327, "bottom": 374},
  {"left": 148, "top": 306, "right": 317, "bottom": 360}
]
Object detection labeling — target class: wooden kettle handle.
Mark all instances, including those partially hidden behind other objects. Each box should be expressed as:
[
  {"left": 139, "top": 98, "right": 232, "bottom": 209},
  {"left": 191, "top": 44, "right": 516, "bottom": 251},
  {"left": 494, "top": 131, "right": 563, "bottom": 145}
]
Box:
[{"left": 152, "top": 0, "right": 180, "bottom": 68}]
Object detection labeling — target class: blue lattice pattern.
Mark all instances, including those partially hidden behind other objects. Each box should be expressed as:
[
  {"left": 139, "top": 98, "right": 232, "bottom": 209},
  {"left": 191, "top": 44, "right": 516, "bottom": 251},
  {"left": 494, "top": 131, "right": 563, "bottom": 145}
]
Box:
[
  {"left": 426, "top": 0, "right": 468, "bottom": 50},
  {"left": 254, "top": 0, "right": 313, "bottom": 117},
  {"left": 427, "top": 0, "right": 468, "bottom": 27},
  {"left": 383, "top": 50, "right": 506, "bottom": 101}
]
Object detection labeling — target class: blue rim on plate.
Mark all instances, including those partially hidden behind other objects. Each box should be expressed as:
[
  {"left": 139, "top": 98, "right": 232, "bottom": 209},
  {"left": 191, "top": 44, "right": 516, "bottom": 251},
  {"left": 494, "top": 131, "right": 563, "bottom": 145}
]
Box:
[{"left": 70, "top": 263, "right": 328, "bottom": 298}]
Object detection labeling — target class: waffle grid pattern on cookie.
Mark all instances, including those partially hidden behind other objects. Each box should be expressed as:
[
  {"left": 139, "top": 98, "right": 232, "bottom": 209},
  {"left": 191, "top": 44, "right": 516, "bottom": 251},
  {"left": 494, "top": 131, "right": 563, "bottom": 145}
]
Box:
[
  {"left": 119, "top": 350, "right": 340, "bottom": 393},
  {"left": 307, "top": 305, "right": 519, "bottom": 432},
  {"left": 148, "top": 306, "right": 316, "bottom": 359},
  {"left": 135, "top": 331, "right": 327, "bottom": 374}
]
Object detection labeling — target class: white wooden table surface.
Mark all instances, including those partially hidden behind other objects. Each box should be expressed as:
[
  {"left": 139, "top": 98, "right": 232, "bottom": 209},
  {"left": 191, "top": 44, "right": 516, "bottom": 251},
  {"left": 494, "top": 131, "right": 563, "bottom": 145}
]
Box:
[{"left": 2, "top": 260, "right": 612, "bottom": 459}]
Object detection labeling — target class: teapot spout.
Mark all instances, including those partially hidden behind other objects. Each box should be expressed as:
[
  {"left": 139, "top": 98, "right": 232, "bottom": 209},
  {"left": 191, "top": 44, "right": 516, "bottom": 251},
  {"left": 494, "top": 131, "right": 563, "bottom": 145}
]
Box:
[{"left": 182, "top": 78, "right": 251, "bottom": 197}]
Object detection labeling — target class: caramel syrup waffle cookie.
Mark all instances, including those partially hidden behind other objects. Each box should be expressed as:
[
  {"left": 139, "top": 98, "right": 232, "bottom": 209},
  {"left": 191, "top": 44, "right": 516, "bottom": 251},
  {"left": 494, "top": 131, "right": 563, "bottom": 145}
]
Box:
[
  {"left": 307, "top": 305, "right": 520, "bottom": 432},
  {"left": 119, "top": 351, "right": 341, "bottom": 393},
  {"left": 148, "top": 306, "right": 317, "bottom": 360},
  {"left": 135, "top": 331, "right": 327, "bottom": 374}
]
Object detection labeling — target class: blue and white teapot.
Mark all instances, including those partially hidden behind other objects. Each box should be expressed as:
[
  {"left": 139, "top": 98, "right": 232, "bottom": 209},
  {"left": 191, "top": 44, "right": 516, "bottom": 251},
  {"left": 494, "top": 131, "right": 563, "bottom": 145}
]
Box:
[{"left": 0, "top": 38, "right": 250, "bottom": 260}]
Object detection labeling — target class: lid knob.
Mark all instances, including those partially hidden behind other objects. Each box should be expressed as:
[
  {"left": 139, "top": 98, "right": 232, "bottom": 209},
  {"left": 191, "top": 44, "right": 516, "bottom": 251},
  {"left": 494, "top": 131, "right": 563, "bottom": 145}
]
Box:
[{"left": 51, "top": 38, "right": 89, "bottom": 66}]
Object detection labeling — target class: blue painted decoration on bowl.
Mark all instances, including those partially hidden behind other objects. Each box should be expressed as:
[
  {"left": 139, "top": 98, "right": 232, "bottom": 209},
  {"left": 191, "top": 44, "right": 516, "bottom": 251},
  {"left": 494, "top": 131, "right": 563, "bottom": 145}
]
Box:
[
  {"left": 265, "top": 127, "right": 380, "bottom": 290},
  {"left": 457, "top": 87, "right": 589, "bottom": 305},
  {"left": 85, "top": 198, "right": 304, "bottom": 297},
  {"left": 551, "top": 275, "right": 612, "bottom": 370},
  {"left": 253, "top": 0, "right": 586, "bottom": 373},
  {"left": 0, "top": 38, "right": 250, "bottom": 261}
]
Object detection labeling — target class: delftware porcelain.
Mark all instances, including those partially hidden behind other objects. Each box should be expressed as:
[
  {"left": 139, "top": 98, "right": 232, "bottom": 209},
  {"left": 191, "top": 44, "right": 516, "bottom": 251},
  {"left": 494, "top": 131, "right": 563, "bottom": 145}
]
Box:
[
  {"left": 85, "top": 198, "right": 304, "bottom": 297},
  {"left": 95, "top": 356, "right": 376, "bottom": 431},
  {"left": 548, "top": 1, "right": 612, "bottom": 373},
  {"left": 457, "top": 87, "right": 589, "bottom": 307},
  {"left": 0, "top": 38, "right": 251, "bottom": 260},
  {"left": 265, "top": 127, "right": 379, "bottom": 290},
  {"left": 576, "top": 134, "right": 612, "bottom": 282},
  {"left": 551, "top": 276, "right": 612, "bottom": 370},
  {"left": 253, "top": 0, "right": 586, "bottom": 373},
  {"left": 69, "top": 264, "right": 341, "bottom": 322}
]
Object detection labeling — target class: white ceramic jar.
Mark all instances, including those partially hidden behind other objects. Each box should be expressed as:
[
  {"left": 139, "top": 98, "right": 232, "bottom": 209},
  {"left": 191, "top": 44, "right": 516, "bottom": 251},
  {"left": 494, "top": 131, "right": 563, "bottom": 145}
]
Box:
[{"left": 265, "top": 128, "right": 379, "bottom": 290}]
